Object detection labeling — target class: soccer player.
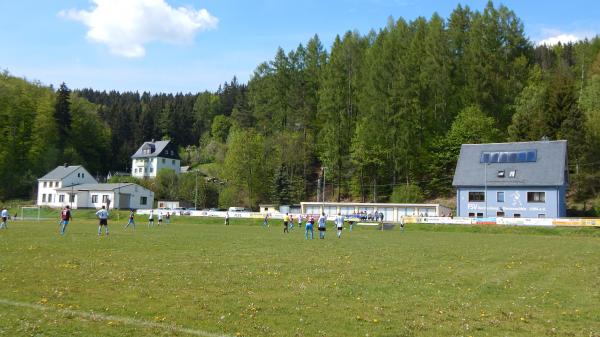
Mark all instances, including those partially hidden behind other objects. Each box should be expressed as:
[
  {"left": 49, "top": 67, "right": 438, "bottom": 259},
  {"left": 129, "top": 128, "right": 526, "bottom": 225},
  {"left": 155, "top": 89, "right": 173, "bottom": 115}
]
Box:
[
  {"left": 158, "top": 211, "right": 163, "bottom": 226},
  {"left": 124, "top": 209, "right": 135, "bottom": 230},
  {"left": 283, "top": 213, "right": 289, "bottom": 233},
  {"left": 305, "top": 216, "right": 314, "bottom": 240},
  {"left": 297, "top": 214, "right": 303, "bottom": 232},
  {"left": 263, "top": 213, "right": 269, "bottom": 227},
  {"left": 335, "top": 212, "right": 344, "bottom": 238},
  {"left": 289, "top": 214, "right": 294, "bottom": 230},
  {"left": 96, "top": 206, "right": 109, "bottom": 236},
  {"left": 1, "top": 206, "right": 9, "bottom": 229},
  {"left": 147, "top": 209, "right": 154, "bottom": 228},
  {"left": 59, "top": 205, "right": 72, "bottom": 235},
  {"left": 224, "top": 212, "right": 230, "bottom": 226},
  {"left": 166, "top": 212, "right": 171, "bottom": 225},
  {"left": 317, "top": 213, "right": 326, "bottom": 239}
]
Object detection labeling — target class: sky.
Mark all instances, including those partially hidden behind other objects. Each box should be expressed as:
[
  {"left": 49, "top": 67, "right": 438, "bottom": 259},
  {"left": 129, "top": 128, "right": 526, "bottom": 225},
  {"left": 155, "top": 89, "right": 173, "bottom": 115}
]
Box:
[{"left": 1, "top": 0, "right": 599, "bottom": 93}]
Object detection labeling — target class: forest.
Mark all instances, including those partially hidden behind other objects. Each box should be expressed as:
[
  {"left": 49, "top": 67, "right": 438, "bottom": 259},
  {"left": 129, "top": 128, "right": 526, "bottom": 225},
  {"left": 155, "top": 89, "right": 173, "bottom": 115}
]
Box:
[{"left": 1, "top": 2, "right": 600, "bottom": 213}]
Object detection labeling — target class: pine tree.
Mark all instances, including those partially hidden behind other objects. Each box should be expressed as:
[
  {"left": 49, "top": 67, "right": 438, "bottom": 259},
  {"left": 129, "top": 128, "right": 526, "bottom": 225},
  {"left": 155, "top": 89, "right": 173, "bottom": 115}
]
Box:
[{"left": 54, "top": 82, "right": 72, "bottom": 151}]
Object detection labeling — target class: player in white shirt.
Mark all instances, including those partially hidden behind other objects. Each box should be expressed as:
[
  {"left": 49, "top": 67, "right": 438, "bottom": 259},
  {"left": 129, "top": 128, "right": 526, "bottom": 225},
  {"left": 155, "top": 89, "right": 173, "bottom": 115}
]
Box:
[
  {"left": 158, "top": 211, "right": 163, "bottom": 226},
  {"left": 317, "top": 213, "right": 327, "bottom": 239},
  {"left": 147, "top": 210, "right": 154, "bottom": 228},
  {"left": 0, "top": 207, "right": 9, "bottom": 229},
  {"left": 95, "top": 206, "right": 109, "bottom": 236},
  {"left": 335, "top": 212, "right": 344, "bottom": 238}
]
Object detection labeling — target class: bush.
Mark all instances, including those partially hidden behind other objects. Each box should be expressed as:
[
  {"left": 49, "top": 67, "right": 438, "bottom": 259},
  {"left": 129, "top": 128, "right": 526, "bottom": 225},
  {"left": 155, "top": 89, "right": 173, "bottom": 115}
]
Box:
[{"left": 390, "top": 184, "right": 425, "bottom": 203}]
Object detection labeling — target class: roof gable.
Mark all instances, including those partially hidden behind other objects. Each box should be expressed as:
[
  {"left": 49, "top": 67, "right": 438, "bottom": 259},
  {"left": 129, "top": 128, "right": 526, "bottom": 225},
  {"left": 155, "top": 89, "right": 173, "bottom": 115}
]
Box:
[
  {"left": 452, "top": 140, "right": 568, "bottom": 187},
  {"left": 39, "top": 165, "right": 89, "bottom": 181},
  {"left": 131, "top": 140, "right": 180, "bottom": 159}
]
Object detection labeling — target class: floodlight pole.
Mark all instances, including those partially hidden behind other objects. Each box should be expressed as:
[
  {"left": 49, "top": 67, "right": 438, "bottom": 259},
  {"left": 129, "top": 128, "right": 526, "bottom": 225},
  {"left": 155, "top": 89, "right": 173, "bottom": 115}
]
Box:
[
  {"left": 194, "top": 170, "right": 198, "bottom": 210},
  {"left": 321, "top": 167, "right": 327, "bottom": 213}
]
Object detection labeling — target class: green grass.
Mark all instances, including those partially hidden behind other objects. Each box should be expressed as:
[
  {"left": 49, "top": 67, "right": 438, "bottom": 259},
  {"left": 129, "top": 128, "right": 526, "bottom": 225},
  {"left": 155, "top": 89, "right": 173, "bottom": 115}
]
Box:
[{"left": 0, "top": 217, "right": 599, "bottom": 337}]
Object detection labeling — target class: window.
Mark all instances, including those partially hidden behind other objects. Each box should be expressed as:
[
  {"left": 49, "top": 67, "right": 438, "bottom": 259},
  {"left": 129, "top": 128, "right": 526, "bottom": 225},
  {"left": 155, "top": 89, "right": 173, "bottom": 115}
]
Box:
[
  {"left": 477, "top": 213, "right": 484, "bottom": 218},
  {"left": 497, "top": 191, "right": 504, "bottom": 202},
  {"left": 140, "top": 196, "right": 147, "bottom": 205},
  {"left": 172, "top": 160, "right": 175, "bottom": 165},
  {"left": 77, "top": 173, "right": 80, "bottom": 178},
  {"left": 514, "top": 214, "right": 521, "bottom": 218},
  {"left": 42, "top": 194, "right": 46, "bottom": 202},
  {"left": 149, "top": 167, "right": 153, "bottom": 173},
  {"left": 69, "top": 194, "right": 75, "bottom": 202},
  {"left": 497, "top": 170, "right": 505, "bottom": 178},
  {"left": 102, "top": 195, "right": 109, "bottom": 203},
  {"left": 162, "top": 158, "right": 165, "bottom": 164},
  {"left": 497, "top": 212, "right": 505, "bottom": 217},
  {"left": 59, "top": 195, "right": 65, "bottom": 203},
  {"left": 509, "top": 170, "right": 516, "bottom": 178},
  {"left": 468, "top": 213, "right": 475, "bottom": 218},
  {"left": 48, "top": 194, "right": 52, "bottom": 202},
  {"left": 468, "top": 192, "right": 485, "bottom": 202},
  {"left": 92, "top": 195, "right": 98, "bottom": 203},
  {"left": 538, "top": 214, "right": 546, "bottom": 218},
  {"left": 81, "top": 173, "right": 84, "bottom": 178},
  {"left": 480, "top": 150, "right": 537, "bottom": 163},
  {"left": 527, "top": 192, "right": 545, "bottom": 203}
]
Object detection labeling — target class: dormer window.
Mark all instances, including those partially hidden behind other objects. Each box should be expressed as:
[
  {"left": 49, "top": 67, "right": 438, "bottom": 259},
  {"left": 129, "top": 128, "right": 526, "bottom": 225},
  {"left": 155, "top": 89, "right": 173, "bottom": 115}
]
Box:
[
  {"left": 509, "top": 170, "right": 516, "bottom": 178},
  {"left": 497, "top": 170, "right": 505, "bottom": 178}
]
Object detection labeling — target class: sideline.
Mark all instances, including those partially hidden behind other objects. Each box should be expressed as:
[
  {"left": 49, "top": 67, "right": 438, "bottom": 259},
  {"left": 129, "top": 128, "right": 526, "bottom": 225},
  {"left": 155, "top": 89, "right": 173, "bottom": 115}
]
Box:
[{"left": 0, "top": 298, "right": 231, "bottom": 337}]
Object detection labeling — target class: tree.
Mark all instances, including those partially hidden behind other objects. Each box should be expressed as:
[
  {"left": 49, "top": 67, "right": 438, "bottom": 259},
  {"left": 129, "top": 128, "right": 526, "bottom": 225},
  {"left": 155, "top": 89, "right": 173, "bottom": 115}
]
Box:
[
  {"left": 221, "top": 129, "right": 274, "bottom": 209},
  {"left": 211, "top": 115, "right": 231, "bottom": 142},
  {"left": 54, "top": 82, "right": 72, "bottom": 152}
]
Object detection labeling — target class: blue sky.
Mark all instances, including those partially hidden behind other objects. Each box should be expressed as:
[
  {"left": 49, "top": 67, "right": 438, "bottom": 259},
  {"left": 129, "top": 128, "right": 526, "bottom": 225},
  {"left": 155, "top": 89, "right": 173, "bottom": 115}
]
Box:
[{"left": 1, "top": 0, "right": 599, "bottom": 93}]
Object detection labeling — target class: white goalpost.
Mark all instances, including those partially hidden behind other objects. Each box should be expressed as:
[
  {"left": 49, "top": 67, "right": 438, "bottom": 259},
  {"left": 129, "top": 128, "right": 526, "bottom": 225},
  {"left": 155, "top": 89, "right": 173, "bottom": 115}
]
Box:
[{"left": 20, "top": 206, "right": 41, "bottom": 221}]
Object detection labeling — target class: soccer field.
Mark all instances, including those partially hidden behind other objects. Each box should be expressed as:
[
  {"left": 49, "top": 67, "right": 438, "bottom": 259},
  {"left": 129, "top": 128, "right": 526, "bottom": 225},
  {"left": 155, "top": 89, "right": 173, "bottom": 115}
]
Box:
[{"left": 0, "top": 217, "right": 599, "bottom": 337}]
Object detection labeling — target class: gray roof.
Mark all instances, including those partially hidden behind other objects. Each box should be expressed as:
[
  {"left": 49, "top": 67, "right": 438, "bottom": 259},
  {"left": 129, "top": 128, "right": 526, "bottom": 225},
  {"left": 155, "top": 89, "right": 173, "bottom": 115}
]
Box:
[
  {"left": 452, "top": 140, "right": 568, "bottom": 187},
  {"left": 56, "top": 183, "right": 134, "bottom": 192},
  {"left": 131, "top": 140, "right": 174, "bottom": 159},
  {"left": 39, "top": 165, "right": 83, "bottom": 180}
]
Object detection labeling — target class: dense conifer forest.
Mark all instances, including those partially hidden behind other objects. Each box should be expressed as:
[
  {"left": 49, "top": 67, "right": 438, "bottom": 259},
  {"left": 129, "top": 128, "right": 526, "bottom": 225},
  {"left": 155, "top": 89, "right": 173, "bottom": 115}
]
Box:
[{"left": 2, "top": 2, "right": 600, "bottom": 212}]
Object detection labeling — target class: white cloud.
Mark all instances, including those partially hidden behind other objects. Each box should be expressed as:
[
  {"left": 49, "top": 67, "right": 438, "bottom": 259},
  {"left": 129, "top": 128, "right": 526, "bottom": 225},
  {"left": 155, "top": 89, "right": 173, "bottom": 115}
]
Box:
[
  {"left": 59, "top": 0, "right": 218, "bottom": 58},
  {"left": 535, "top": 27, "right": 599, "bottom": 46},
  {"left": 537, "top": 33, "right": 582, "bottom": 46}
]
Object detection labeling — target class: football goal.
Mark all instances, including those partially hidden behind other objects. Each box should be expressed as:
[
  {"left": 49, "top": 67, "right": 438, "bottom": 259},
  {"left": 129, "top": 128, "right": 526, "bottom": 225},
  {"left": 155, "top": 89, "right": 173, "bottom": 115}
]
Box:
[{"left": 20, "top": 206, "right": 41, "bottom": 221}]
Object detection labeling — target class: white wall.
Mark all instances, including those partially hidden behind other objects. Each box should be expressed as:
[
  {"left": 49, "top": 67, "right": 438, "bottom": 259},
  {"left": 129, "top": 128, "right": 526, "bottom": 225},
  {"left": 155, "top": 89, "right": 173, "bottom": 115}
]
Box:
[
  {"left": 132, "top": 157, "right": 180, "bottom": 178},
  {"left": 37, "top": 167, "right": 96, "bottom": 207}
]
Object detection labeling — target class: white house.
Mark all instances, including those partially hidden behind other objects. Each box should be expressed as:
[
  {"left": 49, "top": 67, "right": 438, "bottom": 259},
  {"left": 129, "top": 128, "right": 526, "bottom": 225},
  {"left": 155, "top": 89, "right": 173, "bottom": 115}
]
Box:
[
  {"left": 55, "top": 183, "right": 154, "bottom": 210},
  {"left": 131, "top": 140, "right": 181, "bottom": 178},
  {"left": 37, "top": 165, "right": 97, "bottom": 207}
]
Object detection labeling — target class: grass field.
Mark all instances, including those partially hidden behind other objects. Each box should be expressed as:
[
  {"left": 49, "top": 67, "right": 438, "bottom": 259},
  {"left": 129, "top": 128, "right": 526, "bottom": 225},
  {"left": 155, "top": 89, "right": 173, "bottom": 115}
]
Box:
[{"left": 0, "top": 215, "right": 599, "bottom": 337}]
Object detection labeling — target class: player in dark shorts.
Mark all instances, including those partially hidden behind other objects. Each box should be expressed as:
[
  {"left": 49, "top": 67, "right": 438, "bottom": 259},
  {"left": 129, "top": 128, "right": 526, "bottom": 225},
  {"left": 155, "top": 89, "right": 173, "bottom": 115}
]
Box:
[
  {"left": 283, "top": 213, "right": 289, "bottom": 233},
  {"left": 95, "top": 205, "right": 109, "bottom": 236},
  {"left": 318, "top": 213, "right": 327, "bottom": 239}
]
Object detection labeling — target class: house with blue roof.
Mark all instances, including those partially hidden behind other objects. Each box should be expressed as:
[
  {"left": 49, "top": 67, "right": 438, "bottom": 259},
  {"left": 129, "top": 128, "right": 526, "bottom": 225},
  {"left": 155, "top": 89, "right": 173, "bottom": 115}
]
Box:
[{"left": 452, "top": 140, "right": 568, "bottom": 218}]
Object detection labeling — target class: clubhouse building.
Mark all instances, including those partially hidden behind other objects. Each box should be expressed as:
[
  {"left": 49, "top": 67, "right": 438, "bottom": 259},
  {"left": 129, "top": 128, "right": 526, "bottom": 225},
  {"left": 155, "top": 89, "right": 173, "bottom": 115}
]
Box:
[{"left": 452, "top": 140, "right": 568, "bottom": 218}]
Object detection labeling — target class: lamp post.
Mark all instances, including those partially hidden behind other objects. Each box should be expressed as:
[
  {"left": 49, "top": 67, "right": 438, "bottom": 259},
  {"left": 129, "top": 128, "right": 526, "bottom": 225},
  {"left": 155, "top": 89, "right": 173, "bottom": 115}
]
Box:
[
  {"left": 321, "top": 166, "right": 327, "bottom": 213},
  {"left": 194, "top": 170, "right": 198, "bottom": 210}
]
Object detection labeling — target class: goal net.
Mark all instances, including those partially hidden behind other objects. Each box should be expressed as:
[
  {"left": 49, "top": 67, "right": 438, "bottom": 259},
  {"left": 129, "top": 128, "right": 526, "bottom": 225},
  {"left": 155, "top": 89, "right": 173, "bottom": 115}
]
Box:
[{"left": 21, "top": 206, "right": 41, "bottom": 221}]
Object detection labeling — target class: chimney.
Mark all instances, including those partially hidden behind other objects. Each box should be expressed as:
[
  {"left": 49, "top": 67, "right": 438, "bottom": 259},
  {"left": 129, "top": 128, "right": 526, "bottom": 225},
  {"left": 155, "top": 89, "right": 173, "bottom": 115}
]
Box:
[
  {"left": 151, "top": 139, "right": 155, "bottom": 143},
  {"left": 64, "top": 163, "right": 68, "bottom": 167}
]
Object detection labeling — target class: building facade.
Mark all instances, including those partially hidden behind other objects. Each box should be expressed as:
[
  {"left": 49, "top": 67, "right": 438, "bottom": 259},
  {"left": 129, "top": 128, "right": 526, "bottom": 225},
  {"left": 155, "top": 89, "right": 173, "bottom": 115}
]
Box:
[
  {"left": 131, "top": 140, "right": 181, "bottom": 178},
  {"left": 452, "top": 140, "right": 568, "bottom": 218},
  {"left": 55, "top": 183, "right": 154, "bottom": 210},
  {"left": 37, "top": 165, "right": 97, "bottom": 207}
]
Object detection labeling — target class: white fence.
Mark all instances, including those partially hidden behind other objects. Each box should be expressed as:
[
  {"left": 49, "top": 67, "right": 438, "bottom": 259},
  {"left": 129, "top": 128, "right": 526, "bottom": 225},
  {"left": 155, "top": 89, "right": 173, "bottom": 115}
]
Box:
[{"left": 135, "top": 209, "right": 599, "bottom": 227}]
